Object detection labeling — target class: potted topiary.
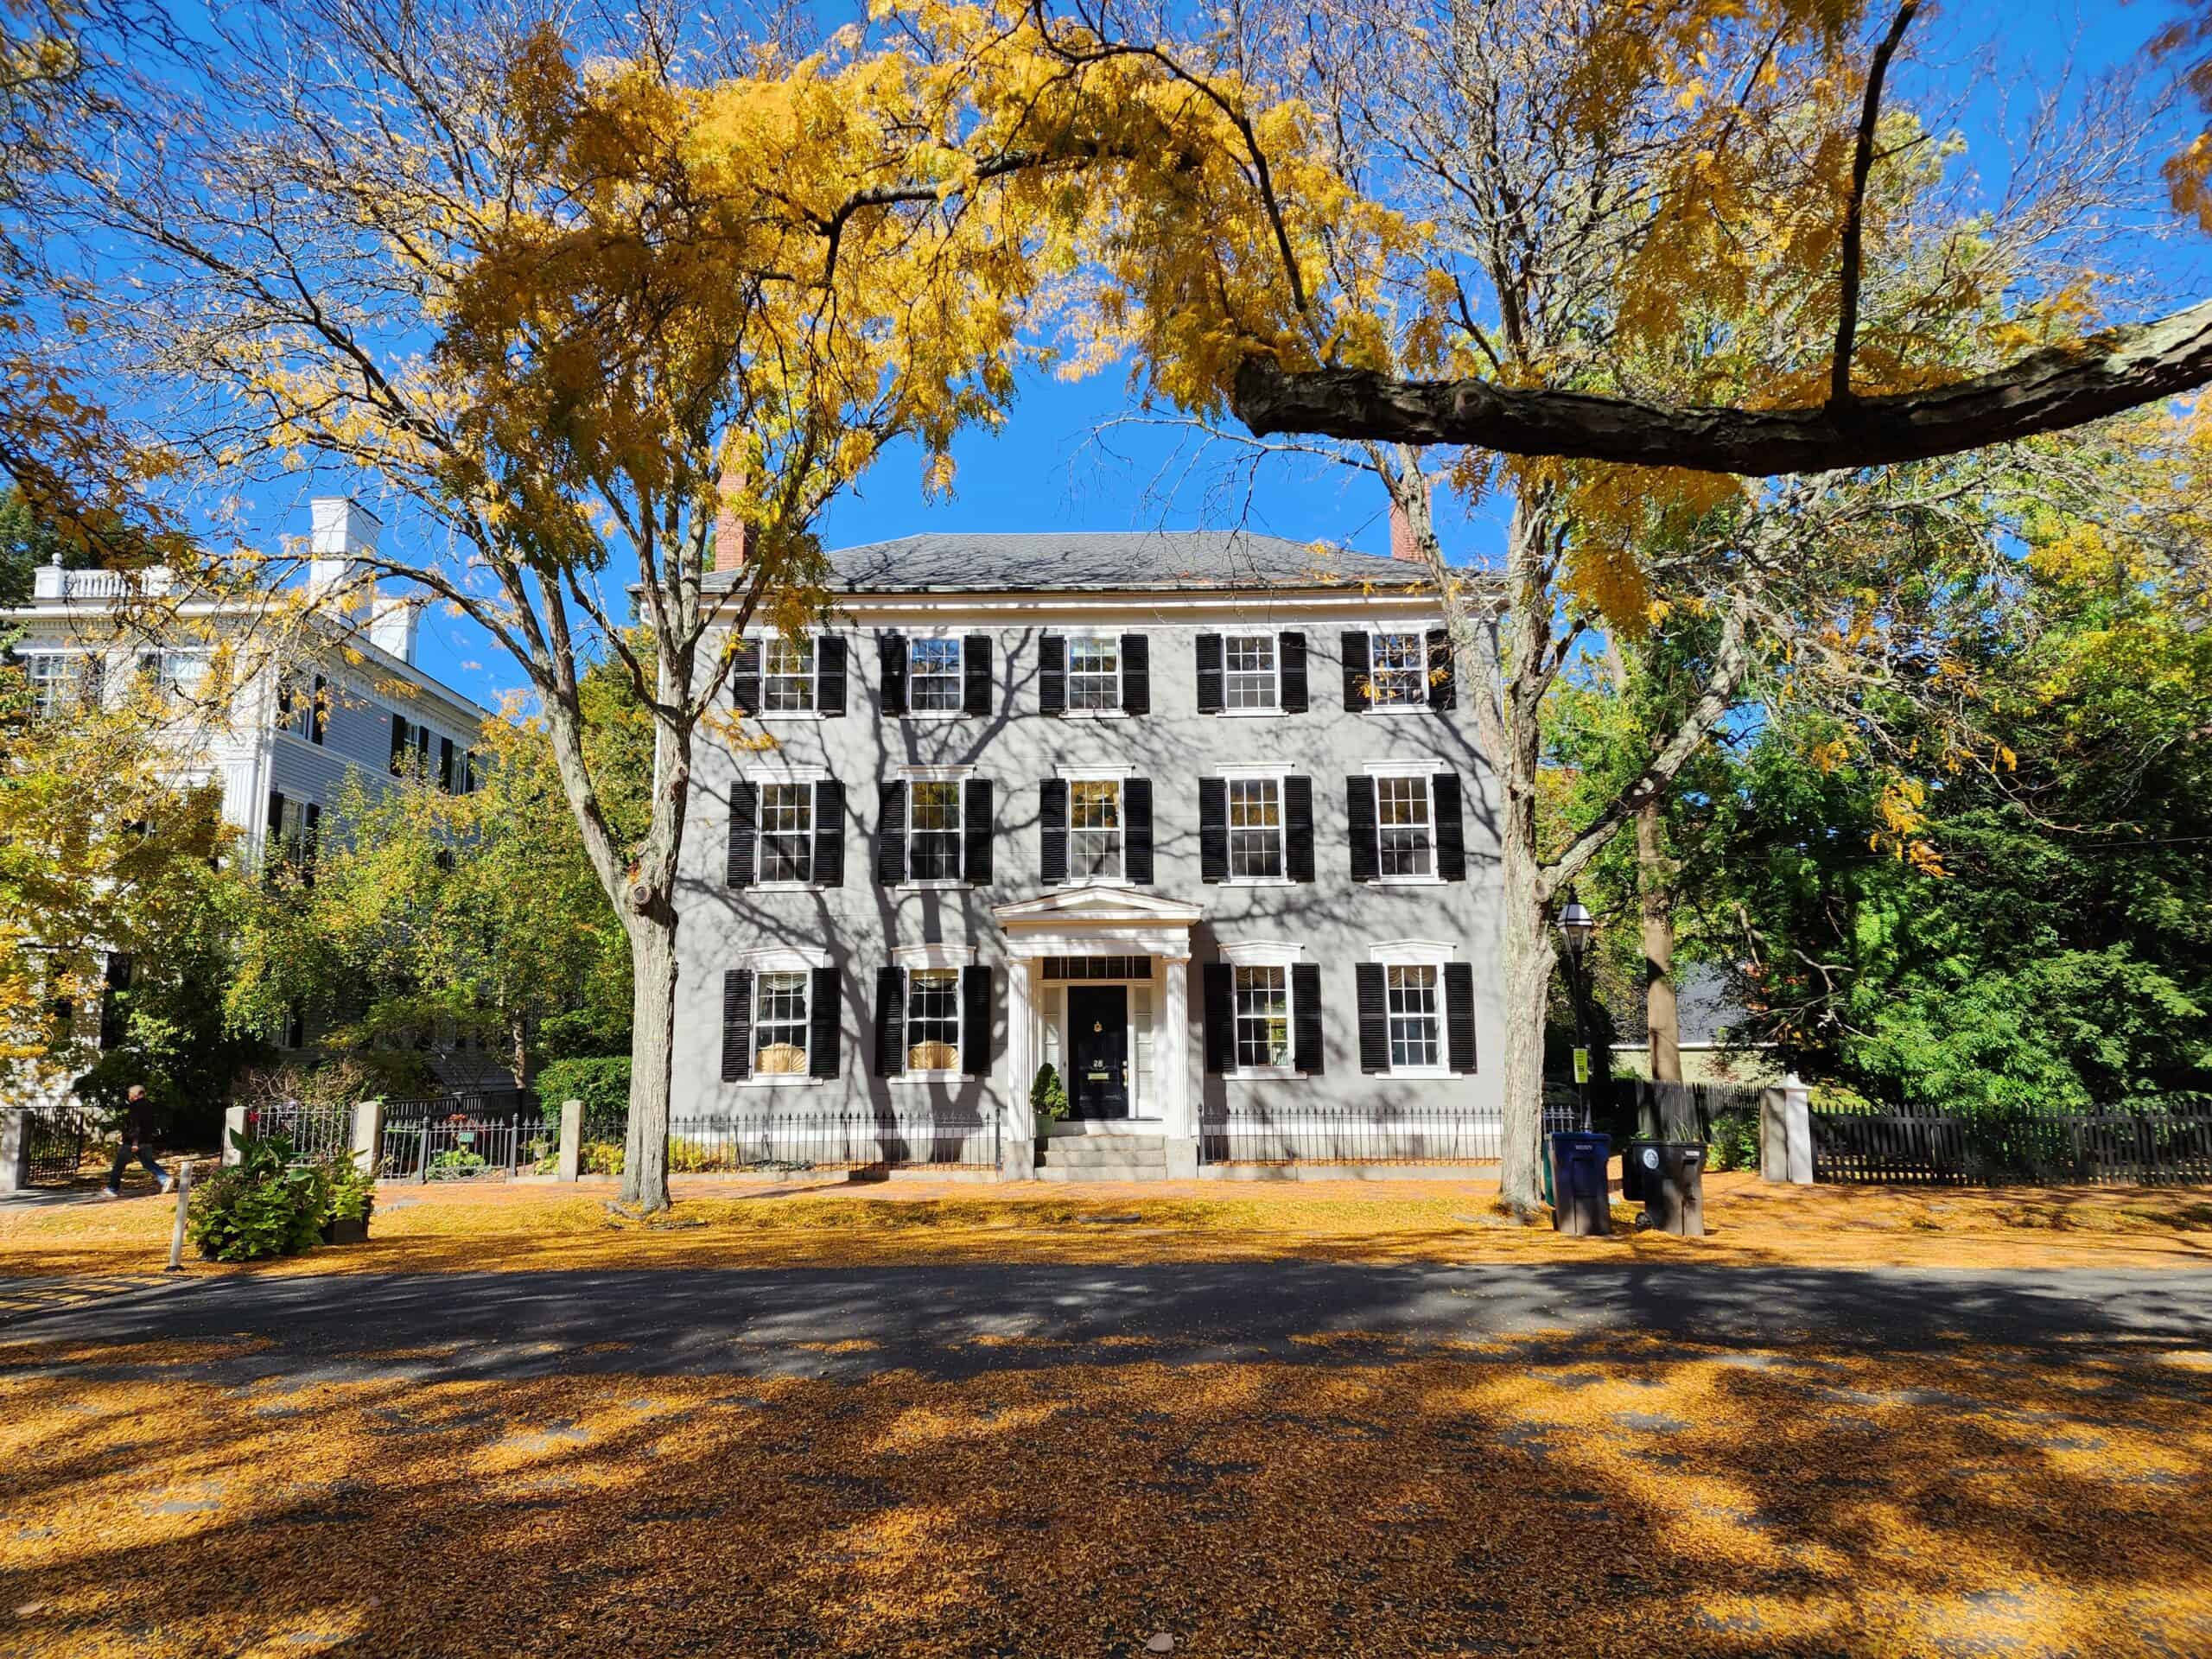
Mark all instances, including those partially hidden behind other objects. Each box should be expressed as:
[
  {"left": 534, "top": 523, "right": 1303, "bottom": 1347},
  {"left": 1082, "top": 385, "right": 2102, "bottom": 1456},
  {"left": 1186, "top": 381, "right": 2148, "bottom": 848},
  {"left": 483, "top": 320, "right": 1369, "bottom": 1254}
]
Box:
[{"left": 1030, "top": 1063, "right": 1068, "bottom": 1138}]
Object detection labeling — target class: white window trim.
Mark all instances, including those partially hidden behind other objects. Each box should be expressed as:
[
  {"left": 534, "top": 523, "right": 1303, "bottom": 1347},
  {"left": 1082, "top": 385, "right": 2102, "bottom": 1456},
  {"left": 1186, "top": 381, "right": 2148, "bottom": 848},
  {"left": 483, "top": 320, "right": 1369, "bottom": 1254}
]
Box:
[
  {"left": 1222, "top": 771, "right": 1291, "bottom": 887},
  {"left": 735, "top": 945, "right": 832, "bottom": 972},
  {"left": 1224, "top": 952, "right": 1303, "bottom": 1082},
  {"left": 902, "top": 773, "right": 965, "bottom": 888},
  {"left": 891, "top": 962, "right": 967, "bottom": 1085},
  {"left": 893, "top": 942, "right": 978, "bottom": 969},
  {"left": 1363, "top": 626, "right": 1433, "bottom": 714},
  {"left": 905, "top": 634, "right": 966, "bottom": 719},
  {"left": 738, "top": 961, "right": 824, "bottom": 1089},
  {"left": 1219, "top": 629, "right": 1284, "bottom": 716},
  {"left": 747, "top": 764, "right": 831, "bottom": 785},
  {"left": 748, "top": 774, "right": 823, "bottom": 889},
  {"left": 1055, "top": 763, "right": 1128, "bottom": 782},
  {"left": 1367, "top": 767, "right": 1443, "bottom": 887},
  {"left": 1059, "top": 632, "right": 1124, "bottom": 717},
  {"left": 1369, "top": 940, "right": 1452, "bottom": 1079},
  {"left": 1060, "top": 774, "right": 1125, "bottom": 886},
  {"left": 747, "top": 630, "right": 830, "bottom": 721},
  {"left": 1369, "top": 938, "right": 1457, "bottom": 966}
]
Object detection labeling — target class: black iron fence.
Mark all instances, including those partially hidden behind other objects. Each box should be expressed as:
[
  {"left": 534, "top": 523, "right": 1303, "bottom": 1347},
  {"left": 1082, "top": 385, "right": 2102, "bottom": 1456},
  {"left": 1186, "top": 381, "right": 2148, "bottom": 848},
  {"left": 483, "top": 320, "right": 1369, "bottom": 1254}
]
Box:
[
  {"left": 240, "top": 1101, "right": 354, "bottom": 1162},
  {"left": 563, "top": 1109, "right": 999, "bottom": 1175},
  {"left": 25, "top": 1109, "right": 90, "bottom": 1185},
  {"left": 378, "top": 1090, "right": 545, "bottom": 1181},
  {"left": 1810, "top": 1105, "right": 2212, "bottom": 1185}
]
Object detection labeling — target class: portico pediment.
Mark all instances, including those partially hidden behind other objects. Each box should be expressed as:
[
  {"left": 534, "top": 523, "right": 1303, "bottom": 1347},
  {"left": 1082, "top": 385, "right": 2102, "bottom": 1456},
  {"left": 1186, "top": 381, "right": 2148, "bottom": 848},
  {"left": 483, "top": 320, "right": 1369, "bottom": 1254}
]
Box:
[{"left": 991, "top": 884, "right": 1203, "bottom": 960}]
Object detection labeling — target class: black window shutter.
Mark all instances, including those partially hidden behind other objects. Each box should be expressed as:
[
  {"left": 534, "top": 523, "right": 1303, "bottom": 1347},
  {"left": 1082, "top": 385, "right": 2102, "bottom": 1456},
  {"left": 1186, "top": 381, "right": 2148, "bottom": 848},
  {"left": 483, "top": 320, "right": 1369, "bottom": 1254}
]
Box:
[
  {"left": 963, "top": 778, "right": 993, "bottom": 885},
  {"left": 726, "top": 779, "right": 758, "bottom": 887},
  {"left": 266, "top": 790, "right": 285, "bottom": 868},
  {"left": 1120, "top": 634, "right": 1149, "bottom": 715},
  {"left": 1195, "top": 632, "right": 1224, "bottom": 713},
  {"left": 879, "top": 632, "right": 907, "bottom": 716},
  {"left": 1292, "top": 963, "right": 1323, "bottom": 1075},
  {"left": 1356, "top": 963, "right": 1389, "bottom": 1073},
  {"left": 1433, "top": 773, "right": 1465, "bottom": 881},
  {"left": 1039, "top": 634, "right": 1065, "bottom": 715},
  {"left": 389, "top": 715, "right": 409, "bottom": 774},
  {"left": 1198, "top": 778, "right": 1228, "bottom": 883},
  {"left": 1347, "top": 776, "right": 1379, "bottom": 881},
  {"left": 1039, "top": 779, "right": 1068, "bottom": 883},
  {"left": 729, "top": 637, "right": 761, "bottom": 716},
  {"left": 302, "top": 803, "right": 321, "bottom": 885},
  {"left": 874, "top": 966, "right": 906, "bottom": 1077},
  {"left": 1285, "top": 775, "right": 1315, "bottom": 882},
  {"left": 1445, "top": 962, "right": 1478, "bottom": 1074},
  {"left": 440, "top": 736, "right": 455, "bottom": 792},
  {"left": 812, "top": 779, "right": 844, "bottom": 887},
  {"left": 1123, "top": 778, "right": 1154, "bottom": 883},
  {"left": 809, "top": 966, "right": 840, "bottom": 1078},
  {"left": 961, "top": 964, "right": 992, "bottom": 1076},
  {"left": 1202, "top": 963, "right": 1234, "bottom": 1074},
  {"left": 963, "top": 635, "right": 992, "bottom": 715},
  {"left": 1281, "top": 632, "right": 1308, "bottom": 712},
  {"left": 721, "top": 969, "right": 753, "bottom": 1082},
  {"left": 1427, "top": 628, "right": 1457, "bottom": 710},
  {"left": 310, "top": 674, "right": 326, "bottom": 744},
  {"left": 817, "top": 637, "right": 848, "bottom": 716},
  {"left": 874, "top": 782, "right": 906, "bottom": 885},
  {"left": 1341, "top": 632, "right": 1370, "bottom": 710}
]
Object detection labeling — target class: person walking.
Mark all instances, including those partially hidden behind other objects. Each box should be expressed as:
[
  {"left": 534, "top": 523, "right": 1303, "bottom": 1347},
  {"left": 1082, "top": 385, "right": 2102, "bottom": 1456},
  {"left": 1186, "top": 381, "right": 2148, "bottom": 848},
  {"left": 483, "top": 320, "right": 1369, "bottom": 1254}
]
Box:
[{"left": 101, "top": 1084, "right": 173, "bottom": 1199}]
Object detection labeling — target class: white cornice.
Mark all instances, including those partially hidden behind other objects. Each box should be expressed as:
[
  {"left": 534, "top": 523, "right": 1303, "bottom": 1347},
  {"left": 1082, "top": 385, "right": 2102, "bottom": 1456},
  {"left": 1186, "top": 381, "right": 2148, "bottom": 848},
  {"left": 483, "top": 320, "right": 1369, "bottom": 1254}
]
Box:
[
  {"left": 1217, "top": 939, "right": 1307, "bottom": 967},
  {"left": 1369, "top": 938, "right": 1458, "bottom": 965},
  {"left": 891, "top": 941, "right": 980, "bottom": 969}
]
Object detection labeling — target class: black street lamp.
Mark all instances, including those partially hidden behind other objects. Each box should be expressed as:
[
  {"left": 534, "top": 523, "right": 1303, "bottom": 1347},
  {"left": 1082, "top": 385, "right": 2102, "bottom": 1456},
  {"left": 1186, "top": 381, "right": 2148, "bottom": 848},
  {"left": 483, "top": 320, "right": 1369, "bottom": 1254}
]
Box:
[{"left": 1556, "top": 893, "right": 1597, "bottom": 1131}]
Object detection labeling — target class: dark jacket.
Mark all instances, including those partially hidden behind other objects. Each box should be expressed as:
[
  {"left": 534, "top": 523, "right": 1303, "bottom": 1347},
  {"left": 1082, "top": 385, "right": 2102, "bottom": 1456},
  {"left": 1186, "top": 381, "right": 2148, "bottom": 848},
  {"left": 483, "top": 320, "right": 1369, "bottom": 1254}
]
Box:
[{"left": 121, "top": 1096, "right": 155, "bottom": 1144}]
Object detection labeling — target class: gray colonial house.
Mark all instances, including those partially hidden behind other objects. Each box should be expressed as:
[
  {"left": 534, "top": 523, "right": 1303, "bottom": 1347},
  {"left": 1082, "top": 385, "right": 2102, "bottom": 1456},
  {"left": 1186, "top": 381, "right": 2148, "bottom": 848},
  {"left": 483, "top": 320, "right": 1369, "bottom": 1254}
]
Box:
[{"left": 671, "top": 531, "right": 1503, "bottom": 1180}]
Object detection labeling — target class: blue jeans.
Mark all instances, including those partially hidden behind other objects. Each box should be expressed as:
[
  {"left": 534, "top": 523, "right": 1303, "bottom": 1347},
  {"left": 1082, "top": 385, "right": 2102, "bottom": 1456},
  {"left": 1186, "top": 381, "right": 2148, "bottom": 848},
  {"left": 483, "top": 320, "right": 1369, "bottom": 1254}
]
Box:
[{"left": 106, "top": 1141, "right": 168, "bottom": 1192}]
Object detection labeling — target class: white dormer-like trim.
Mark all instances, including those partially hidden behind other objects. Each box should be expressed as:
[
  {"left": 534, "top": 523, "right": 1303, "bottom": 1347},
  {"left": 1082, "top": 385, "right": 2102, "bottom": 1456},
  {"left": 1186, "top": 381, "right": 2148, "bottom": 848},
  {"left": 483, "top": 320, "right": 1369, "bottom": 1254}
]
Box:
[
  {"left": 1056, "top": 763, "right": 1131, "bottom": 782},
  {"left": 1369, "top": 938, "right": 1458, "bottom": 965},
  {"left": 899, "top": 763, "right": 976, "bottom": 783},
  {"left": 892, "top": 941, "right": 979, "bottom": 969},
  {"left": 745, "top": 763, "right": 831, "bottom": 785},
  {"left": 734, "top": 944, "right": 832, "bottom": 973},
  {"left": 1217, "top": 939, "right": 1308, "bottom": 968}
]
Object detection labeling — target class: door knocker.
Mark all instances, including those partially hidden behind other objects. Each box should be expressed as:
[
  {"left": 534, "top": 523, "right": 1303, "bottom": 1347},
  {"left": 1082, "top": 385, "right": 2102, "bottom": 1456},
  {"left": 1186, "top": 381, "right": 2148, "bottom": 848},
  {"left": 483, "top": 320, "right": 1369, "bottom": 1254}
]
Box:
[{"left": 1092, "top": 1020, "right": 1103, "bottom": 1033}]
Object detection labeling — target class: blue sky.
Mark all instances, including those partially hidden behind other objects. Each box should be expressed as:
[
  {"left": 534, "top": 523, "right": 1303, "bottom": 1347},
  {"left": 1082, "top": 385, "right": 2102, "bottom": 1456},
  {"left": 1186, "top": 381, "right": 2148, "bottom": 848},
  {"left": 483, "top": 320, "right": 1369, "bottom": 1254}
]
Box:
[{"left": 212, "top": 0, "right": 2207, "bottom": 715}]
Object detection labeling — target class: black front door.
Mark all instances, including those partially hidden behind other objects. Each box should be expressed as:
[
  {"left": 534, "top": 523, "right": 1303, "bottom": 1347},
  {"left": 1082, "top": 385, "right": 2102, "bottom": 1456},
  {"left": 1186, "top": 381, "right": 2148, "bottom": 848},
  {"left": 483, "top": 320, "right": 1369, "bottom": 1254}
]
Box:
[{"left": 1066, "top": 986, "right": 1130, "bottom": 1119}]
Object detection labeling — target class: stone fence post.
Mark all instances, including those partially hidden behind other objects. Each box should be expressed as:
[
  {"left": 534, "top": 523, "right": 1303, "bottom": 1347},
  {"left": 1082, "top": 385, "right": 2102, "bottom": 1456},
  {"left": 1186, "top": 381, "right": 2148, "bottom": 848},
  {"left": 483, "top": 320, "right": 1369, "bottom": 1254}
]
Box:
[
  {"left": 0, "top": 1109, "right": 29, "bottom": 1194},
  {"left": 222, "top": 1104, "right": 248, "bottom": 1166},
  {"left": 352, "top": 1099, "right": 385, "bottom": 1174},
  {"left": 1759, "top": 1071, "right": 1815, "bottom": 1185},
  {"left": 556, "top": 1099, "right": 582, "bottom": 1182}
]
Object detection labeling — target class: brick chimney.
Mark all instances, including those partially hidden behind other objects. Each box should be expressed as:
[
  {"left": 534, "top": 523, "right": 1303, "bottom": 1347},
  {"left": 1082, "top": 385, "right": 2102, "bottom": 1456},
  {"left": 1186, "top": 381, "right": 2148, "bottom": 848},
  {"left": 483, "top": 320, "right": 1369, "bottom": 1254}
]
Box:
[
  {"left": 712, "top": 466, "right": 748, "bottom": 575},
  {"left": 1387, "top": 477, "right": 1432, "bottom": 563}
]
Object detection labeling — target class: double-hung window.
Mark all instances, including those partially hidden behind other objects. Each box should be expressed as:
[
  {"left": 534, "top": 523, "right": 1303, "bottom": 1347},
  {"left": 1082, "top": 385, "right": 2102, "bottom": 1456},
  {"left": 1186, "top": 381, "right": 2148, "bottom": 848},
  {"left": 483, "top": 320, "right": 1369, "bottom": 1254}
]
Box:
[
  {"left": 136, "top": 648, "right": 205, "bottom": 705},
  {"left": 1069, "top": 779, "right": 1122, "bottom": 879},
  {"left": 759, "top": 782, "right": 814, "bottom": 883},
  {"left": 1228, "top": 778, "right": 1285, "bottom": 880},
  {"left": 908, "top": 780, "right": 963, "bottom": 880},
  {"left": 1369, "top": 631, "right": 1427, "bottom": 709},
  {"left": 905, "top": 968, "right": 961, "bottom": 1073},
  {"left": 761, "top": 637, "right": 816, "bottom": 713},
  {"left": 1233, "top": 965, "right": 1291, "bottom": 1070},
  {"left": 1376, "top": 775, "right": 1434, "bottom": 879},
  {"left": 1065, "top": 635, "right": 1121, "bottom": 712},
  {"left": 908, "top": 638, "right": 963, "bottom": 713},
  {"left": 1224, "top": 633, "right": 1277, "bottom": 710},
  {"left": 27, "top": 655, "right": 73, "bottom": 719},
  {"left": 1387, "top": 965, "right": 1441, "bottom": 1069},
  {"left": 753, "top": 972, "right": 812, "bottom": 1075}
]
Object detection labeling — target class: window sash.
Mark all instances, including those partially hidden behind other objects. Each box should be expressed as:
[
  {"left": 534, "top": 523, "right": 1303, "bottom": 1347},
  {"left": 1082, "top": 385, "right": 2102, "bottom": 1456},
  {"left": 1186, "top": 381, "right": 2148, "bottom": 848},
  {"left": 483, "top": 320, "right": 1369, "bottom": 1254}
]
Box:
[
  {"left": 1376, "top": 775, "right": 1433, "bottom": 878},
  {"left": 1386, "top": 964, "right": 1441, "bottom": 1069},
  {"left": 1370, "top": 631, "right": 1427, "bottom": 709},
  {"left": 759, "top": 783, "right": 815, "bottom": 883},
  {"left": 760, "top": 637, "right": 817, "bottom": 713},
  {"left": 1223, "top": 633, "right": 1278, "bottom": 710},
  {"left": 905, "top": 968, "right": 961, "bottom": 1071},
  {"left": 1227, "top": 778, "right": 1285, "bottom": 879},
  {"left": 1068, "top": 779, "right": 1122, "bottom": 879},
  {"left": 907, "top": 638, "right": 963, "bottom": 712},
  {"left": 1233, "top": 964, "right": 1291, "bottom": 1070},
  {"left": 753, "top": 971, "right": 810, "bottom": 1073},
  {"left": 907, "top": 780, "right": 963, "bottom": 881},
  {"left": 1065, "top": 635, "right": 1121, "bottom": 711}
]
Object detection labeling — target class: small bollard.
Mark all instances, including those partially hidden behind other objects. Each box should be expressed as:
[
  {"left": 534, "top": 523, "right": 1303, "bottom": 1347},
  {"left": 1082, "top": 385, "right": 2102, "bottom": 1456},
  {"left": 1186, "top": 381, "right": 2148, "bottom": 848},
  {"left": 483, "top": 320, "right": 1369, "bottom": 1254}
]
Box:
[{"left": 165, "top": 1160, "right": 194, "bottom": 1272}]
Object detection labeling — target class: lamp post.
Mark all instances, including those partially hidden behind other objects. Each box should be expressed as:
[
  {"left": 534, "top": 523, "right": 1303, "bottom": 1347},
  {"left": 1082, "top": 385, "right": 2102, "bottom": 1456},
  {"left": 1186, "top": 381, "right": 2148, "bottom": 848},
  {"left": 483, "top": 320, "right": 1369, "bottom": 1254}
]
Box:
[{"left": 1556, "top": 893, "right": 1597, "bottom": 1131}]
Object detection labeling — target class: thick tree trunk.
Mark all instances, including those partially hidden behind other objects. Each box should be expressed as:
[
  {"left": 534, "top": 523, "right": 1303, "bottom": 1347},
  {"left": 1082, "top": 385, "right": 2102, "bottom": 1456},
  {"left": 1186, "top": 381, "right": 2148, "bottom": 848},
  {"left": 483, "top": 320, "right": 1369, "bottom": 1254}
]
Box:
[
  {"left": 1637, "top": 799, "right": 1681, "bottom": 1084},
  {"left": 620, "top": 913, "right": 677, "bottom": 1211}
]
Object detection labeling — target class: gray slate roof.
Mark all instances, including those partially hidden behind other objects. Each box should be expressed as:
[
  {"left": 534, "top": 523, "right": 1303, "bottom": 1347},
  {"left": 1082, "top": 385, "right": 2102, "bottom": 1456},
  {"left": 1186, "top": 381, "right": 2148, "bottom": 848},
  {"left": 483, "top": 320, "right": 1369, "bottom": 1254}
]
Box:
[
  {"left": 711, "top": 531, "right": 1433, "bottom": 594},
  {"left": 1611, "top": 963, "right": 1751, "bottom": 1048}
]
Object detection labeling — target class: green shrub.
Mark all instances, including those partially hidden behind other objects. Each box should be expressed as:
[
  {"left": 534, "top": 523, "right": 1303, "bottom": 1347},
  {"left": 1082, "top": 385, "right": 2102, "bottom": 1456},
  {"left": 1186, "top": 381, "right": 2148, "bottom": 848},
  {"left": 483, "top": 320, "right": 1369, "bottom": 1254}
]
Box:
[
  {"left": 429, "top": 1147, "right": 487, "bottom": 1179},
  {"left": 325, "top": 1147, "right": 377, "bottom": 1224},
  {"left": 1030, "top": 1064, "right": 1068, "bottom": 1127},
  {"left": 188, "top": 1133, "right": 331, "bottom": 1262},
  {"left": 581, "top": 1139, "right": 625, "bottom": 1177},
  {"left": 1705, "top": 1111, "right": 1761, "bottom": 1173},
  {"left": 535, "top": 1057, "right": 631, "bottom": 1122}
]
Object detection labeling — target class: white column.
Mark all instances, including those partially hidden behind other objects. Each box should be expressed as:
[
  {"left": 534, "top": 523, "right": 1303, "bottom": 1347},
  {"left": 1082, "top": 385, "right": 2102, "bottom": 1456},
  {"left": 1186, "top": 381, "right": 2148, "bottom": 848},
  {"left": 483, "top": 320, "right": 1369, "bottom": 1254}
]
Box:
[
  {"left": 1160, "top": 954, "right": 1197, "bottom": 1178},
  {"left": 556, "top": 1099, "right": 583, "bottom": 1182},
  {"left": 1002, "top": 957, "right": 1037, "bottom": 1179},
  {"left": 351, "top": 1098, "right": 385, "bottom": 1172},
  {"left": 222, "top": 1104, "right": 248, "bottom": 1166},
  {"left": 0, "top": 1109, "right": 29, "bottom": 1194}
]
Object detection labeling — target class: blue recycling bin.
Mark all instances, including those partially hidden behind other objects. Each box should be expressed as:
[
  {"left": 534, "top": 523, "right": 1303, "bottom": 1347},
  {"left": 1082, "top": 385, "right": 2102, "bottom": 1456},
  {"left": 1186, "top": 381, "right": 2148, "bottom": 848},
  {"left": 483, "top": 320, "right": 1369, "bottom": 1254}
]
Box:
[{"left": 1548, "top": 1131, "right": 1612, "bottom": 1236}]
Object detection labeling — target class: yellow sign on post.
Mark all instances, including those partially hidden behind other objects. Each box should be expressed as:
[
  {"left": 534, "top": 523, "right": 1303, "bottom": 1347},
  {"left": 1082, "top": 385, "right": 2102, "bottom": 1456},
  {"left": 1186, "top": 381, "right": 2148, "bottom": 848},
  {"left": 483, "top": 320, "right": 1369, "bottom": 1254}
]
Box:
[{"left": 1572, "top": 1047, "right": 1591, "bottom": 1084}]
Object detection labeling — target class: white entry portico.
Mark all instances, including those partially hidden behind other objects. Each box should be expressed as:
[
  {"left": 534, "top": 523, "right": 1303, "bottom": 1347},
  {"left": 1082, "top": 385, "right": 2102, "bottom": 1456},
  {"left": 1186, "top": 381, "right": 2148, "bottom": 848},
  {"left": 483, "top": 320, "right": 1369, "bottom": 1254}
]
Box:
[{"left": 990, "top": 884, "right": 1205, "bottom": 1178}]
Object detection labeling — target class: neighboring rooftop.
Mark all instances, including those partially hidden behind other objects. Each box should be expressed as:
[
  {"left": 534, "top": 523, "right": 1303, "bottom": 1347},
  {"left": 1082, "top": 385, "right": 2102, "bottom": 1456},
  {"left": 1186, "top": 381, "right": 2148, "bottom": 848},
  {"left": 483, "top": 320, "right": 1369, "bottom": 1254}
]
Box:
[
  {"left": 710, "top": 531, "right": 1436, "bottom": 594},
  {"left": 1610, "top": 963, "right": 1765, "bottom": 1050}
]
